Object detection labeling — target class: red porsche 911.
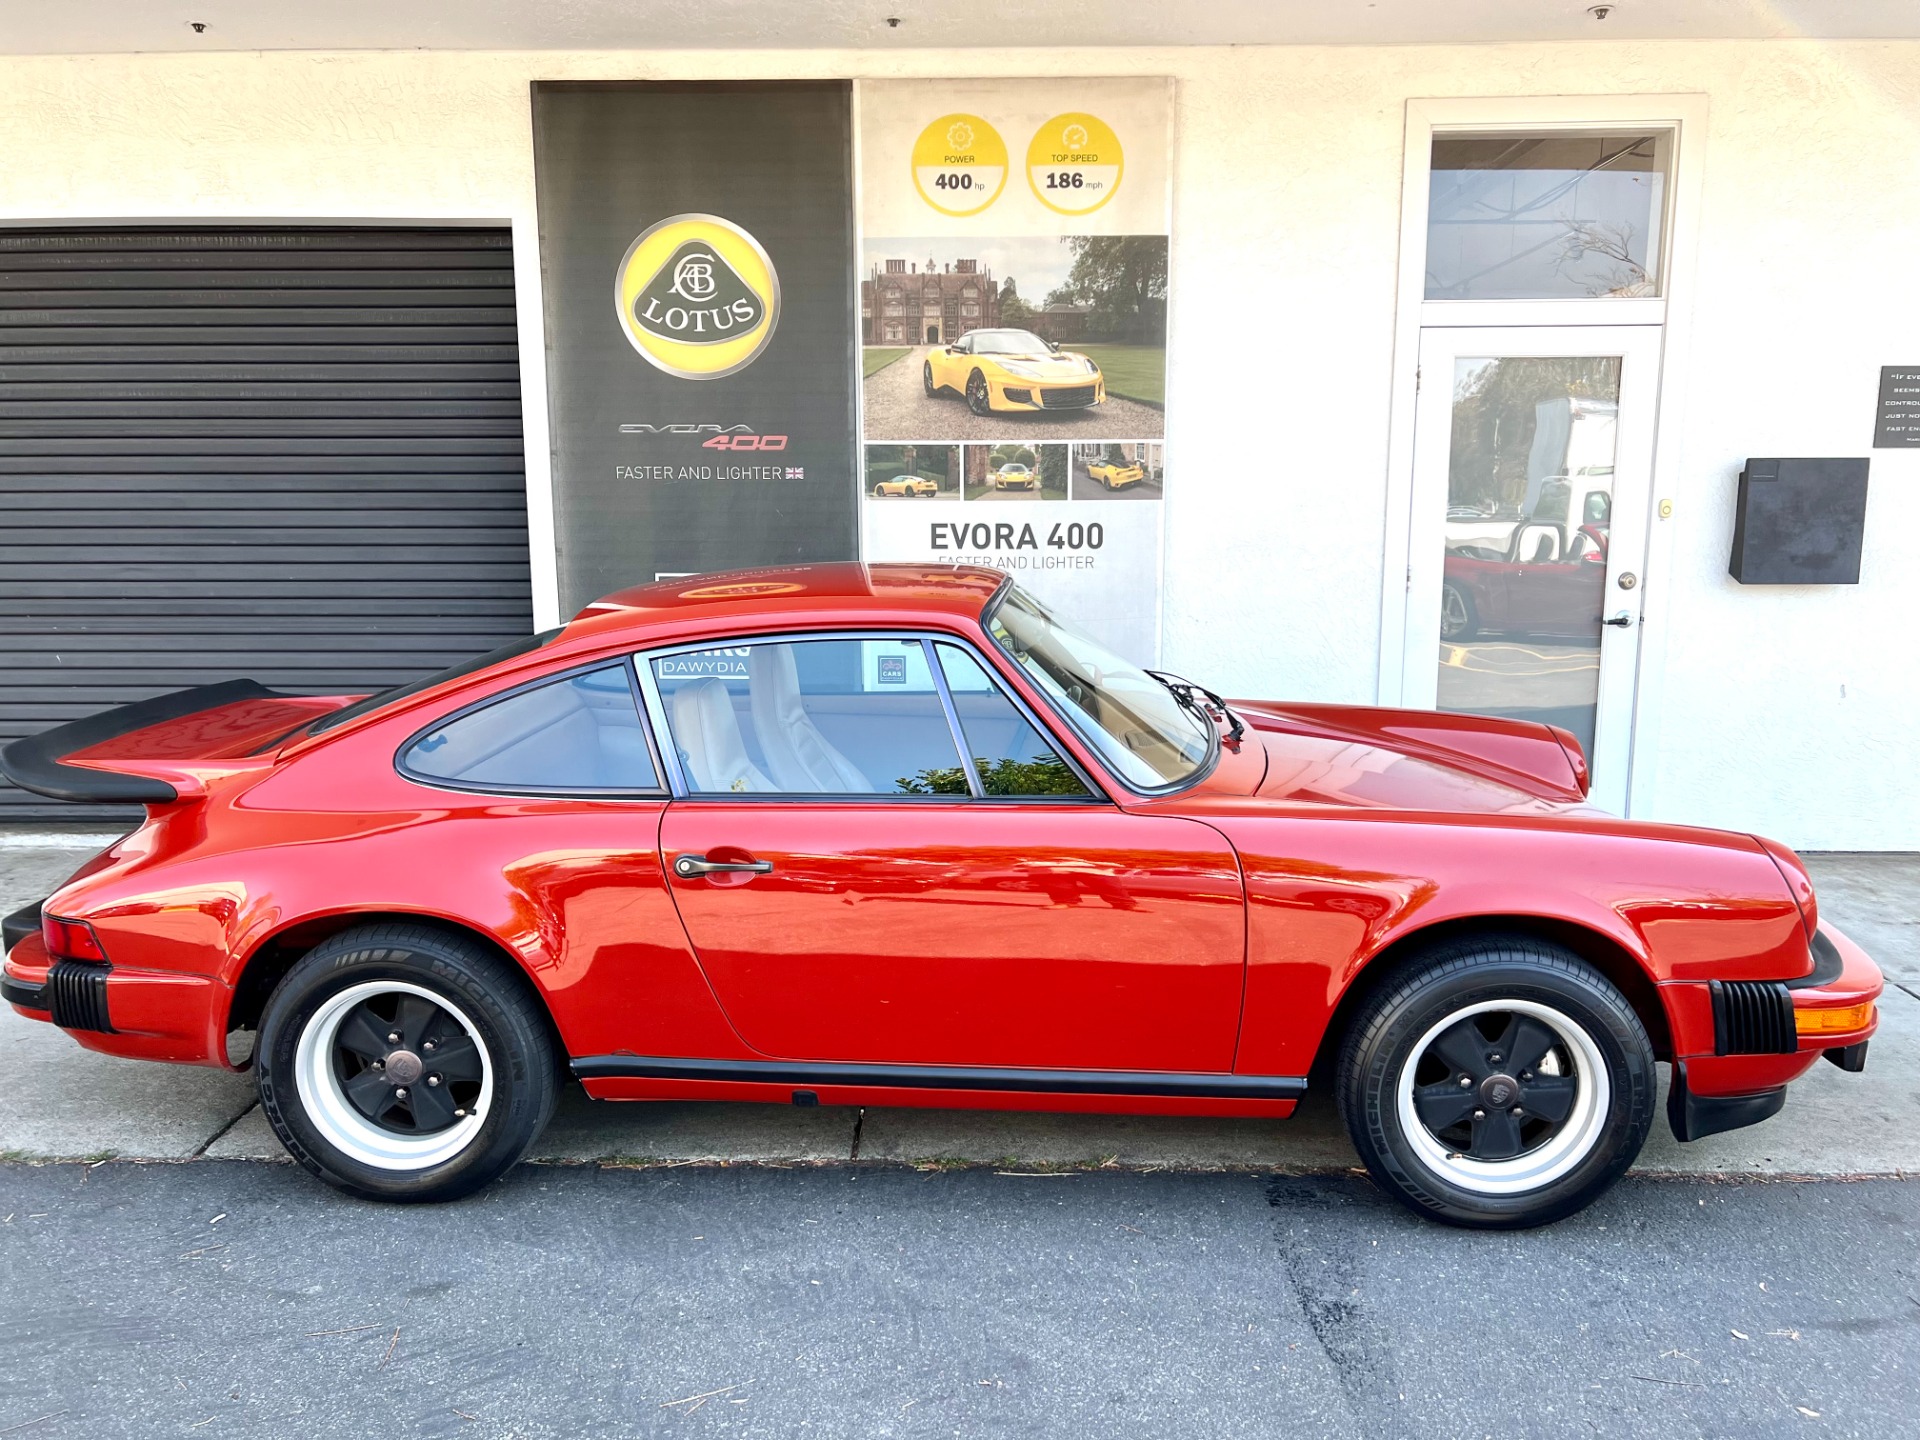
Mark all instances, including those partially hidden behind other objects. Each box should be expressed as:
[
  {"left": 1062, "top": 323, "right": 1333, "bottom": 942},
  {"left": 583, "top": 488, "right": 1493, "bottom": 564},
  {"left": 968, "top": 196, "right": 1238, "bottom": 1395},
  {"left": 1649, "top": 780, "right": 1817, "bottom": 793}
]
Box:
[{"left": 0, "top": 565, "right": 1881, "bottom": 1227}]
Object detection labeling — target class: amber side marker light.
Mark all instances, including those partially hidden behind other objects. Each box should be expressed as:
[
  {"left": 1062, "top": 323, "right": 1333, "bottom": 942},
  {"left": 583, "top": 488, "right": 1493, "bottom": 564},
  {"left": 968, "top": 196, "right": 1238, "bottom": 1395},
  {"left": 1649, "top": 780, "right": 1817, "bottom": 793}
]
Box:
[
  {"left": 1796, "top": 1001, "right": 1875, "bottom": 1036},
  {"left": 42, "top": 915, "right": 108, "bottom": 963}
]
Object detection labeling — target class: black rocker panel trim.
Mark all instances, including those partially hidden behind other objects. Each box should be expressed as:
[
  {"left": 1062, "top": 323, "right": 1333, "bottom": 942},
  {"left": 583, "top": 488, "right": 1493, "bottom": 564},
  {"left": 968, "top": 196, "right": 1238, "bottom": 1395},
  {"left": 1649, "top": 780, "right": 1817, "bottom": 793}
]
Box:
[
  {"left": 0, "top": 680, "right": 281, "bottom": 804},
  {"left": 571, "top": 1055, "right": 1308, "bottom": 1101}
]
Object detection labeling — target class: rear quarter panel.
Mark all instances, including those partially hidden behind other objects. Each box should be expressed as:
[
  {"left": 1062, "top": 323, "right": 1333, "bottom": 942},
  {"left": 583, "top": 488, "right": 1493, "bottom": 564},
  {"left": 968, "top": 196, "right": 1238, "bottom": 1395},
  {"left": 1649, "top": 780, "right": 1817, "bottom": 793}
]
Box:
[{"left": 46, "top": 703, "right": 750, "bottom": 1067}]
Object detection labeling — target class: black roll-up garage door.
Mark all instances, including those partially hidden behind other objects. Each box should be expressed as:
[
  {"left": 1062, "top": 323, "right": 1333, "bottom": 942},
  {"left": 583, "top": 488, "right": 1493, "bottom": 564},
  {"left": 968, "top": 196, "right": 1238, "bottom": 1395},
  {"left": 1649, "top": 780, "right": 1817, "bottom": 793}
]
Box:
[{"left": 0, "top": 227, "right": 535, "bottom": 822}]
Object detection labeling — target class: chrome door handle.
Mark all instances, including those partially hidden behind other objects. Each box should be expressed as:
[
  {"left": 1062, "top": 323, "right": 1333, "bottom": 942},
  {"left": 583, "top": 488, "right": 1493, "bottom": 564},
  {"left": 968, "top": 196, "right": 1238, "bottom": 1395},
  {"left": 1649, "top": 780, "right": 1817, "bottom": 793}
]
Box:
[
  {"left": 1602, "top": 611, "right": 1637, "bottom": 628},
  {"left": 673, "top": 853, "right": 774, "bottom": 878}
]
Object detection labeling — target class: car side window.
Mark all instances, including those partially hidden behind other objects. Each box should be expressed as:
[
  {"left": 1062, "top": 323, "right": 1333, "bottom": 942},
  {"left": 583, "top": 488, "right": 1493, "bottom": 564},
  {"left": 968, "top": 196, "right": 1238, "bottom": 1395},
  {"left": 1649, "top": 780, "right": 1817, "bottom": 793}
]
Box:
[
  {"left": 649, "top": 638, "right": 967, "bottom": 796},
  {"left": 934, "top": 644, "right": 1093, "bottom": 798},
  {"left": 401, "top": 663, "right": 659, "bottom": 793}
]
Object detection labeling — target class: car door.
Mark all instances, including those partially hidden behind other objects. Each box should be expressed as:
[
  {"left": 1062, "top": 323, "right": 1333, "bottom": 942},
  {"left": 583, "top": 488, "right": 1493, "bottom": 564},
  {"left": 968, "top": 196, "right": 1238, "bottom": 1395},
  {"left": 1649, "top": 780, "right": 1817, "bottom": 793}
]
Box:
[{"left": 645, "top": 632, "right": 1246, "bottom": 1073}]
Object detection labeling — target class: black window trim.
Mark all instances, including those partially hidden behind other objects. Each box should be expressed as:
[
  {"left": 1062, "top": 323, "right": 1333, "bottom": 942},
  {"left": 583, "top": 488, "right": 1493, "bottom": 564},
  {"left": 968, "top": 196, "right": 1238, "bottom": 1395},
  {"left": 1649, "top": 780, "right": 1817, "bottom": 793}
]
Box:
[
  {"left": 393, "top": 657, "right": 670, "bottom": 801},
  {"left": 633, "top": 626, "right": 1109, "bottom": 805},
  {"left": 979, "top": 585, "right": 1221, "bottom": 800}
]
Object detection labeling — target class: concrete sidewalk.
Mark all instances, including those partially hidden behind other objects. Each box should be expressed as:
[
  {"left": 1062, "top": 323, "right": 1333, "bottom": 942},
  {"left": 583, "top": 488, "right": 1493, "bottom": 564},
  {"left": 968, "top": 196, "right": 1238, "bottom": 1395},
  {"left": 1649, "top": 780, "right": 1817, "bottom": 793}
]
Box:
[{"left": 3, "top": 832, "right": 1915, "bottom": 1176}]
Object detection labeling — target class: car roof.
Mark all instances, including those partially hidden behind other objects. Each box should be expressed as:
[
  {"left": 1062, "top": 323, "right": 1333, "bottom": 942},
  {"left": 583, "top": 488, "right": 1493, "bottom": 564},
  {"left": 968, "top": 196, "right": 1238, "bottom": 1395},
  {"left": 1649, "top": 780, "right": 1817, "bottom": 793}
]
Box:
[{"left": 572, "top": 563, "right": 1007, "bottom": 632}]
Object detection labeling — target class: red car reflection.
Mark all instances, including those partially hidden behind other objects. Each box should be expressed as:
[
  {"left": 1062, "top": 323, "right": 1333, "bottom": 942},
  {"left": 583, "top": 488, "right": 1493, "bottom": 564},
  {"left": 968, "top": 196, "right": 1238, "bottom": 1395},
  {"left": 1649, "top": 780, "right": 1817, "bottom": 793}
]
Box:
[{"left": 1443, "top": 522, "right": 1610, "bottom": 642}]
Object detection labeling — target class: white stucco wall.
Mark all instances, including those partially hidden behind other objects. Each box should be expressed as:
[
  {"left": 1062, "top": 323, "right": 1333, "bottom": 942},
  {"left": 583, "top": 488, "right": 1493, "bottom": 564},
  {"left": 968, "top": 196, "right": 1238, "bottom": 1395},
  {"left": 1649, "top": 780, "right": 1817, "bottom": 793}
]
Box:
[{"left": 0, "top": 41, "right": 1915, "bottom": 848}]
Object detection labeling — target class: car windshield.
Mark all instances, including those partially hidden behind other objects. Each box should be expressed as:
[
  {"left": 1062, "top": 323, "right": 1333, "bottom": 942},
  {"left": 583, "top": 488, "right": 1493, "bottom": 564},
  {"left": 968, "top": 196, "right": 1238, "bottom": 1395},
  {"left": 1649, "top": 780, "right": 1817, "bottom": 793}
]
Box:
[
  {"left": 986, "top": 585, "right": 1214, "bottom": 790},
  {"left": 968, "top": 329, "right": 1049, "bottom": 355}
]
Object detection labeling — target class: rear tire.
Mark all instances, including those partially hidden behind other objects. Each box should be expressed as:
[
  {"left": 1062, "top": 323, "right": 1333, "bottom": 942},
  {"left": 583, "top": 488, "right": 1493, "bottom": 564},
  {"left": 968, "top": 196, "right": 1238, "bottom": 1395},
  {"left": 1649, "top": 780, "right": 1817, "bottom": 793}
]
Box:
[
  {"left": 923, "top": 360, "right": 937, "bottom": 397},
  {"left": 257, "top": 923, "right": 559, "bottom": 1203},
  {"left": 1336, "top": 935, "right": 1655, "bottom": 1229}
]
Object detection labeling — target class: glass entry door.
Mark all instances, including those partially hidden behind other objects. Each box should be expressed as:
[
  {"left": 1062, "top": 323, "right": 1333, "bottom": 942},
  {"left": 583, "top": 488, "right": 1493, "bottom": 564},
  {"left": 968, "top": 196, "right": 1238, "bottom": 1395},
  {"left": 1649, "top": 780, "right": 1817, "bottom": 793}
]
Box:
[{"left": 1401, "top": 326, "right": 1661, "bottom": 813}]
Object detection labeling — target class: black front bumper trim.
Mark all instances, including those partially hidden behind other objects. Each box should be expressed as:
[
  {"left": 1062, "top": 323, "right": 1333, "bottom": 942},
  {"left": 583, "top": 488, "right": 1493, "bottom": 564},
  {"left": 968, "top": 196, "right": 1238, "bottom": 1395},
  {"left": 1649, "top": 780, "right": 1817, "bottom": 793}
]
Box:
[
  {"left": 1667, "top": 1059, "right": 1786, "bottom": 1142},
  {"left": 1824, "top": 1041, "right": 1869, "bottom": 1073}
]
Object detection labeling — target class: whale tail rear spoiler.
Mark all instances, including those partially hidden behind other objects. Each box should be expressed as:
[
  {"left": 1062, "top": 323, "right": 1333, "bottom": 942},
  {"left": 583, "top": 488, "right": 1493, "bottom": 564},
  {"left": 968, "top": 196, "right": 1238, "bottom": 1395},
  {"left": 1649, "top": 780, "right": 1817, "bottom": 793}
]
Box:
[{"left": 0, "top": 682, "right": 349, "bottom": 806}]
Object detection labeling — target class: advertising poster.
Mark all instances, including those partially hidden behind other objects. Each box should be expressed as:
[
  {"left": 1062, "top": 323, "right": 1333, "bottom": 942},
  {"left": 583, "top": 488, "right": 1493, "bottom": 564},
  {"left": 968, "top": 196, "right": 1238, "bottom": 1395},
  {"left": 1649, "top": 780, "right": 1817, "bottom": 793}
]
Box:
[
  {"left": 530, "top": 81, "right": 859, "bottom": 613},
  {"left": 857, "top": 79, "right": 1172, "bottom": 661}
]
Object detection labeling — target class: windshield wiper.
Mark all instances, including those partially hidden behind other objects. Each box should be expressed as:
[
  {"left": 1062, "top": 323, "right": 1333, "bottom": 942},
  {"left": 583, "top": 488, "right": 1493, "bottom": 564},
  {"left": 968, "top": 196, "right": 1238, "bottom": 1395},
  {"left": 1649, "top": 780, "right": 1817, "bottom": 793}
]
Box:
[{"left": 1146, "top": 670, "right": 1245, "bottom": 744}]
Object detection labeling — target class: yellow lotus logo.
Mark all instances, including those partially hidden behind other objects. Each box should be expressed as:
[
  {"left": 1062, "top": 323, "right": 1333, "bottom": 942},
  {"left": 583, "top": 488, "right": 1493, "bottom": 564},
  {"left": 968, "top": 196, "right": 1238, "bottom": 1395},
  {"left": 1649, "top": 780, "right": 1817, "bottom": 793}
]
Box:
[{"left": 615, "top": 214, "right": 780, "bottom": 380}]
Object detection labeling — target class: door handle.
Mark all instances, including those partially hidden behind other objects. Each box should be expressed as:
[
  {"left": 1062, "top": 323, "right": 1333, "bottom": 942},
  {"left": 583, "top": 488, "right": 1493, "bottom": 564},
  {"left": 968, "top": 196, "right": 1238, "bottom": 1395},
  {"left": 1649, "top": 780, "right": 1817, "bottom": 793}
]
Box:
[
  {"left": 1601, "top": 611, "right": 1637, "bottom": 628},
  {"left": 673, "top": 853, "right": 774, "bottom": 878}
]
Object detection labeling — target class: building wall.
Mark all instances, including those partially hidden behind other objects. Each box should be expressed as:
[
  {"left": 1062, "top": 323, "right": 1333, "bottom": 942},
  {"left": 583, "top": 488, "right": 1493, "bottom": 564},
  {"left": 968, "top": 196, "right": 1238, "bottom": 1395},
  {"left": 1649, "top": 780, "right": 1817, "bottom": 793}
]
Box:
[{"left": 1, "top": 42, "right": 1915, "bottom": 848}]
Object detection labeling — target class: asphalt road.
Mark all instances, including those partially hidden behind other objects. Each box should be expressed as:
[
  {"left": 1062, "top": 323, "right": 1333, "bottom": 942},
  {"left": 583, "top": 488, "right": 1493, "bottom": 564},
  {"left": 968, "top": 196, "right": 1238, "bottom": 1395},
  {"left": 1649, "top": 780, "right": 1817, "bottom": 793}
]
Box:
[
  {"left": 864, "top": 347, "right": 1165, "bottom": 441},
  {"left": 0, "top": 1161, "right": 1913, "bottom": 1439}
]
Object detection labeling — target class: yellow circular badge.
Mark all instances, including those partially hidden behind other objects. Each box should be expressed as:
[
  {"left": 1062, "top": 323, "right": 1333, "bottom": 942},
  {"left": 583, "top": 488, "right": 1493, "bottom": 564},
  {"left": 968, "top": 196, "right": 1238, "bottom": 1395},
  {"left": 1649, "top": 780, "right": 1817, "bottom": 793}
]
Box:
[
  {"left": 1026, "top": 113, "right": 1125, "bottom": 216},
  {"left": 911, "top": 113, "right": 1008, "bottom": 218},
  {"left": 614, "top": 214, "right": 780, "bottom": 380}
]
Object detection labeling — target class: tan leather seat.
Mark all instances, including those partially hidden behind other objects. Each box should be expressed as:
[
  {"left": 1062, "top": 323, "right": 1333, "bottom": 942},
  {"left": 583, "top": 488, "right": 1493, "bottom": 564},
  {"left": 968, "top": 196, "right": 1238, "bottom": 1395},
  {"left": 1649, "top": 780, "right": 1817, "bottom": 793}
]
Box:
[
  {"left": 748, "top": 644, "right": 875, "bottom": 793},
  {"left": 671, "top": 678, "right": 773, "bottom": 794}
]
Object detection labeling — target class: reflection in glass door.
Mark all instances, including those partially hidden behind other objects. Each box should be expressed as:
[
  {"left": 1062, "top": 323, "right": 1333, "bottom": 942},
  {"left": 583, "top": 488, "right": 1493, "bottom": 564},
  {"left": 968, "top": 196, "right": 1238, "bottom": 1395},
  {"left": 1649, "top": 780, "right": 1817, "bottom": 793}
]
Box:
[
  {"left": 1436, "top": 355, "right": 1619, "bottom": 756},
  {"left": 1403, "top": 328, "right": 1660, "bottom": 813}
]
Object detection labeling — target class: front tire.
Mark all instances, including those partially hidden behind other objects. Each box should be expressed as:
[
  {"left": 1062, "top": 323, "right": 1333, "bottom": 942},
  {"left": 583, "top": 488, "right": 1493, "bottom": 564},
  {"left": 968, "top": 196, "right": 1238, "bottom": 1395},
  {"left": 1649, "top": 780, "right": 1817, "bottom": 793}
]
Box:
[
  {"left": 257, "top": 923, "right": 559, "bottom": 1203},
  {"left": 1336, "top": 935, "right": 1655, "bottom": 1229},
  {"left": 966, "top": 370, "right": 992, "bottom": 416}
]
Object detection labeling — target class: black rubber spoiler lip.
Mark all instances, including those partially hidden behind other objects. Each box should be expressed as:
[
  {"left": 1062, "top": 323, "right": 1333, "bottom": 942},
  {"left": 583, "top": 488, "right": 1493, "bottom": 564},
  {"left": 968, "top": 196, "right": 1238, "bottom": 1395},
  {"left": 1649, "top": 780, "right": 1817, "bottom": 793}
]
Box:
[{"left": 0, "top": 680, "right": 282, "bottom": 805}]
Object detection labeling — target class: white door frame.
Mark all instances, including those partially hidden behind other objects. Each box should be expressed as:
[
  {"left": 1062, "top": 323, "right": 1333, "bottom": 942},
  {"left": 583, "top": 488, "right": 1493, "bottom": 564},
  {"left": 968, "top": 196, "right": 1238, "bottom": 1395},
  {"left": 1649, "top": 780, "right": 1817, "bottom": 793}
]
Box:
[
  {"left": 1403, "top": 326, "right": 1664, "bottom": 815},
  {"left": 1376, "top": 94, "right": 1709, "bottom": 818}
]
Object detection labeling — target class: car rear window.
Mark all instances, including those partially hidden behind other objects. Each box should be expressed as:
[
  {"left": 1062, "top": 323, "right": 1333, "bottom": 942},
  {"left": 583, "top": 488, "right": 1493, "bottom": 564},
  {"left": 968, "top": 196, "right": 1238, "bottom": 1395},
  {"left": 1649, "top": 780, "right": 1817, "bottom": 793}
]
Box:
[{"left": 401, "top": 663, "right": 659, "bottom": 793}]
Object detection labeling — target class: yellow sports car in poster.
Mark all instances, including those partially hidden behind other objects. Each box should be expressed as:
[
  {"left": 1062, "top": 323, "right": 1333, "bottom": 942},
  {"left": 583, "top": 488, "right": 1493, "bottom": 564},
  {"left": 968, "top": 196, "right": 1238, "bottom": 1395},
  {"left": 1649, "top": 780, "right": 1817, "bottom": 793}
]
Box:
[
  {"left": 1087, "top": 457, "right": 1145, "bottom": 490},
  {"left": 990, "top": 462, "right": 1037, "bottom": 491},
  {"left": 870, "top": 473, "right": 941, "bottom": 498},
  {"left": 923, "top": 328, "right": 1106, "bottom": 415}
]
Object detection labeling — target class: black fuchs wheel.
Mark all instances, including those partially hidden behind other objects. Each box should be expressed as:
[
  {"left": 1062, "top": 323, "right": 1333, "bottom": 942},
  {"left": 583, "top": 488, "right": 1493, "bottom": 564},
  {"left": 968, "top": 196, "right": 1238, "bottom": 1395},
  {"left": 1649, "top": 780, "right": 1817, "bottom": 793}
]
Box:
[
  {"left": 966, "top": 370, "right": 992, "bottom": 415},
  {"left": 256, "top": 923, "right": 560, "bottom": 1203},
  {"left": 1336, "top": 935, "right": 1656, "bottom": 1229},
  {"left": 923, "top": 360, "right": 938, "bottom": 397}
]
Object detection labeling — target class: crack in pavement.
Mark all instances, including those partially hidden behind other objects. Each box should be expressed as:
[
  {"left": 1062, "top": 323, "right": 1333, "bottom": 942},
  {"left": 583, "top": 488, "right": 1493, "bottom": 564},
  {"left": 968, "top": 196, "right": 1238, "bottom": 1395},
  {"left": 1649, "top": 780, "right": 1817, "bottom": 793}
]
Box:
[
  {"left": 188, "top": 1100, "right": 258, "bottom": 1160},
  {"left": 1264, "top": 1176, "right": 1400, "bottom": 1427}
]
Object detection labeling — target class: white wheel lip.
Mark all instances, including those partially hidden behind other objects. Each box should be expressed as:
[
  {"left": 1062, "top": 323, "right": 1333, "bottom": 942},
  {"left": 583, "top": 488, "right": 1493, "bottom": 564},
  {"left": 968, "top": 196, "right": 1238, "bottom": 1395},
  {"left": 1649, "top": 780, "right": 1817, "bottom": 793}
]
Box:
[
  {"left": 1395, "top": 998, "right": 1611, "bottom": 1198},
  {"left": 292, "top": 979, "right": 494, "bottom": 1173}
]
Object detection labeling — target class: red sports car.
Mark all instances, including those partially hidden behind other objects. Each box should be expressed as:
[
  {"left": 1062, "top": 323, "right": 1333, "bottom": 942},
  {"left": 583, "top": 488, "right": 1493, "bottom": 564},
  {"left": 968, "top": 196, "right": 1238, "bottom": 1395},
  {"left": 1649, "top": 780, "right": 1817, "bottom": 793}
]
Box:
[{"left": 0, "top": 566, "right": 1880, "bottom": 1227}]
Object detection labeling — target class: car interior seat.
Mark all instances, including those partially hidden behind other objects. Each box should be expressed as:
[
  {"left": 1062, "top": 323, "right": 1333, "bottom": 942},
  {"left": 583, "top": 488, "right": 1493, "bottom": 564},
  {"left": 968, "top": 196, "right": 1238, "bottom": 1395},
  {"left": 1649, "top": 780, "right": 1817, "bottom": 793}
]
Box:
[
  {"left": 671, "top": 677, "right": 774, "bottom": 794},
  {"left": 748, "top": 645, "right": 877, "bottom": 793}
]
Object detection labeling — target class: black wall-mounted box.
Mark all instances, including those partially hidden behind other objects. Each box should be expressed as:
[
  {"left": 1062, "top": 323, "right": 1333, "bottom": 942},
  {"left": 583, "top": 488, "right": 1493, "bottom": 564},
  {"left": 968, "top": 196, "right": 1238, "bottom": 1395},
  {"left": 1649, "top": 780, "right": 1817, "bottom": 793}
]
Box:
[{"left": 1728, "top": 457, "right": 1869, "bottom": 585}]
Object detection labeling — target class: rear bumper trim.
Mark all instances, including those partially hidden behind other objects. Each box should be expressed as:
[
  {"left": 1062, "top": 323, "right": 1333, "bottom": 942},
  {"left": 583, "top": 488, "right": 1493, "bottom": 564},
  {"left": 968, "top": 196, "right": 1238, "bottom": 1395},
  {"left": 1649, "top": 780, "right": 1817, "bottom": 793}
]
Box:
[{"left": 1, "top": 974, "right": 48, "bottom": 1012}]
